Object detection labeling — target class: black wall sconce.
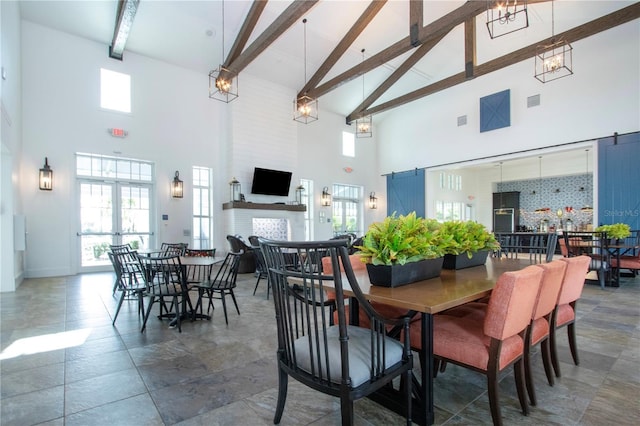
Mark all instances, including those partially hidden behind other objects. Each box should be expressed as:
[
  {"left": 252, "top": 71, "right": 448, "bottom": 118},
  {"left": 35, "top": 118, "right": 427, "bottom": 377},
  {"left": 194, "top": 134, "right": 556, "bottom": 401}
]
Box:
[
  {"left": 171, "top": 171, "right": 183, "bottom": 198},
  {"left": 295, "top": 185, "right": 305, "bottom": 205},
  {"left": 368, "top": 192, "right": 378, "bottom": 209},
  {"left": 39, "top": 157, "right": 53, "bottom": 190},
  {"left": 321, "top": 186, "right": 331, "bottom": 206}
]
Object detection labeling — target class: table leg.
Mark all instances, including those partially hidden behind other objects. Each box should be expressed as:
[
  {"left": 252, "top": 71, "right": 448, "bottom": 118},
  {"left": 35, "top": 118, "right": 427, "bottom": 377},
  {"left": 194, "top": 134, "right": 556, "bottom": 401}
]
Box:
[{"left": 419, "top": 313, "right": 435, "bottom": 426}]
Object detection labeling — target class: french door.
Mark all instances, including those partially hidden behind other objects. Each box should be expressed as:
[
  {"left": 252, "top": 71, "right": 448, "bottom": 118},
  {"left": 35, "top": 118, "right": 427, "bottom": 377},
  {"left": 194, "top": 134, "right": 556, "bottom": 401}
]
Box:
[{"left": 78, "top": 180, "right": 154, "bottom": 271}]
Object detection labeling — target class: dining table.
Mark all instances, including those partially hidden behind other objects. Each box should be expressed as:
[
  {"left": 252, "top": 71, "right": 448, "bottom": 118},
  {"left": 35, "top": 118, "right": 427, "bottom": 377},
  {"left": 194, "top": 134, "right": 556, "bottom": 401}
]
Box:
[{"left": 323, "top": 256, "right": 536, "bottom": 426}]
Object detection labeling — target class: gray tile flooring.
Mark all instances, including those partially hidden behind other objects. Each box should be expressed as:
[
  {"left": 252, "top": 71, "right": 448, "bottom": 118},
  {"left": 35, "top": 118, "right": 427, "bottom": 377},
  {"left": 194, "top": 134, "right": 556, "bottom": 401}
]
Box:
[{"left": 1, "top": 268, "right": 638, "bottom": 425}]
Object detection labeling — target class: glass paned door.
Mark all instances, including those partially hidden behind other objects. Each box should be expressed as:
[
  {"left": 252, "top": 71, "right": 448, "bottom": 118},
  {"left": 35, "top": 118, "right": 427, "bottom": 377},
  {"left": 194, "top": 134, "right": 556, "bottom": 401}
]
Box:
[{"left": 78, "top": 181, "right": 153, "bottom": 270}]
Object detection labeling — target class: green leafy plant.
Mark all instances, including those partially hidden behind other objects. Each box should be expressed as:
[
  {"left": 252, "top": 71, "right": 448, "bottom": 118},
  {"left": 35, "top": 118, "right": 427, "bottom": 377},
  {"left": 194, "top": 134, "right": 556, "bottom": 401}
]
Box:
[
  {"left": 356, "top": 212, "right": 445, "bottom": 266},
  {"left": 439, "top": 220, "right": 501, "bottom": 258},
  {"left": 595, "top": 223, "right": 631, "bottom": 240}
]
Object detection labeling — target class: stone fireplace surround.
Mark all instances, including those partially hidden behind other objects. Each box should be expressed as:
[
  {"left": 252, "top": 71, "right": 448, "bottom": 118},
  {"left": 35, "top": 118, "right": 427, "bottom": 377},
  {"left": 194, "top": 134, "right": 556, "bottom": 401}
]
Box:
[{"left": 222, "top": 202, "right": 306, "bottom": 247}]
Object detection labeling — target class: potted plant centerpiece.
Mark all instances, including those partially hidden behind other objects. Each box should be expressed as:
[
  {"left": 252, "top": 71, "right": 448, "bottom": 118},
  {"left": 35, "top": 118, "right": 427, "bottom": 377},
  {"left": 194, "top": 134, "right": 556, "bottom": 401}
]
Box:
[
  {"left": 355, "top": 212, "right": 446, "bottom": 287},
  {"left": 595, "top": 223, "right": 632, "bottom": 243},
  {"left": 440, "top": 220, "right": 500, "bottom": 269}
]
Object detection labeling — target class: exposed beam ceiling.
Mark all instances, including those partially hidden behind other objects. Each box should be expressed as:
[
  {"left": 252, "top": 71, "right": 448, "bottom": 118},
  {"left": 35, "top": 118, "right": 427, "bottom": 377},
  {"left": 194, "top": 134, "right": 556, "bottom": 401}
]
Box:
[{"left": 363, "top": 2, "right": 640, "bottom": 117}]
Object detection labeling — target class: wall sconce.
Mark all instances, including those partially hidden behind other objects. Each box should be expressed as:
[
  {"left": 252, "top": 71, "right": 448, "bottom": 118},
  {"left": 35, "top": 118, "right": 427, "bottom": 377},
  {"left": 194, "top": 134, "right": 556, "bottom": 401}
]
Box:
[
  {"left": 321, "top": 187, "right": 331, "bottom": 207},
  {"left": 229, "top": 177, "right": 241, "bottom": 202},
  {"left": 39, "top": 157, "right": 53, "bottom": 190},
  {"left": 171, "top": 171, "right": 183, "bottom": 198},
  {"left": 295, "top": 185, "right": 305, "bottom": 205},
  {"left": 368, "top": 192, "right": 378, "bottom": 209}
]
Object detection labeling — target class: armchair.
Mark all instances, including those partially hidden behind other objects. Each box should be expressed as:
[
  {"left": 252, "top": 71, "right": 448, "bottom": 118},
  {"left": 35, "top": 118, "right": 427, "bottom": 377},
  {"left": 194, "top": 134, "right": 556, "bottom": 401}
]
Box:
[{"left": 226, "top": 235, "right": 256, "bottom": 273}]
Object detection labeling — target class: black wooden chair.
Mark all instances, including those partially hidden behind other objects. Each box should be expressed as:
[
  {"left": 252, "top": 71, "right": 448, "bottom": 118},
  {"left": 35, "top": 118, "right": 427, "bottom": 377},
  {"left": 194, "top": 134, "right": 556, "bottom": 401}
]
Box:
[
  {"left": 259, "top": 238, "right": 413, "bottom": 426},
  {"left": 110, "top": 251, "right": 147, "bottom": 325},
  {"left": 563, "top": 231, "right": 610, "bottom": 288},
  {"left": 139, "top": 255, "right": 188, "bottom": 332},
  {"left": 192, "top": 251, "right": 242, "bottom": 324},
  {"left": 160, "top": 242, "right": 188, "bottom": 256}
]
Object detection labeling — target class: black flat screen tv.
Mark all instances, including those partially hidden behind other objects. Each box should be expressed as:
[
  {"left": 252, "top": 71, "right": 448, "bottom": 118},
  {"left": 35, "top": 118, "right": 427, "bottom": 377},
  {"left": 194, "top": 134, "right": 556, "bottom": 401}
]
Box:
[{"left": 250, "top": 167, "right": 292, "bottom": 196}]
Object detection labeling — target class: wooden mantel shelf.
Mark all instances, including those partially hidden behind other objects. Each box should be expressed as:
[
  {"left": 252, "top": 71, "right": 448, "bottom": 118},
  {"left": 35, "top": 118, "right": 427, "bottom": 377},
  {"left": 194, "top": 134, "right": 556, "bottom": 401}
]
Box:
[{"left": 222, "top": 201, "right": 306, "bottom": 212}]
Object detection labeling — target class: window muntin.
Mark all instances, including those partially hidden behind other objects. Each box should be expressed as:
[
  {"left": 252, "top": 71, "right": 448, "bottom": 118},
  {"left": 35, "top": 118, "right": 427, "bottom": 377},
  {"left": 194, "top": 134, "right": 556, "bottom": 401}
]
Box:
[{"left": 76, "top": 153, "right": 153, "bottom": 182}]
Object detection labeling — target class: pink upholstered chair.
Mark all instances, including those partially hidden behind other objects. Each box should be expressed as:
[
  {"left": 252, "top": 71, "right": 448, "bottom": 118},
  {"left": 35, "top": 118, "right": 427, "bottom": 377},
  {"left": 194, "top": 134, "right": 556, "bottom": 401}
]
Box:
[
  {"left": 551, "top": 255, "right": 591, "bottom": 377},
  {"left": 322, "top": 255, "right": 412, "bottom": 329},
  {"left": 410, "top": 265, "right": 543, "bottom": 426},
  {"left": 525, "top": 260, "right": 567, "bottom": 406}
]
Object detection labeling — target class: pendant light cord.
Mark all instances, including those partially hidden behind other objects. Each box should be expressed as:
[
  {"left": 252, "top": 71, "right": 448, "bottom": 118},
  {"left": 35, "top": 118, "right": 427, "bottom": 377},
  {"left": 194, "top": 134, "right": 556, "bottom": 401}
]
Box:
[
  {"left": 303, "top": 19, "right": 308, "bottom": 85},
  {"left": 221, "top": 0, "right": 225, "bottom": 64}
]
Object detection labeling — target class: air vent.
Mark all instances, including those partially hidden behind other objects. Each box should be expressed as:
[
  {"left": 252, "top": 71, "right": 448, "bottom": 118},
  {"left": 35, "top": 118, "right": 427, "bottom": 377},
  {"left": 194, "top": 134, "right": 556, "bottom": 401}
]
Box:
[
  {"left": 457, "top": 115, "right": 467, "bottom": 126},
  {"left": 527, "top": 94, "right": 540, "bottom": 108}
]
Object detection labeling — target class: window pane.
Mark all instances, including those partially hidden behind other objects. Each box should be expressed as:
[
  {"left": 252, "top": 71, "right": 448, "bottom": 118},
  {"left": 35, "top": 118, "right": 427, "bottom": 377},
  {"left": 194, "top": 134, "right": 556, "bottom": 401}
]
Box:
[
  {"left": 342, "top": 132, "right": 355, "bottom": 157},
  {"left": 100, "top": 68, "right": 131, "bottom": 113}
]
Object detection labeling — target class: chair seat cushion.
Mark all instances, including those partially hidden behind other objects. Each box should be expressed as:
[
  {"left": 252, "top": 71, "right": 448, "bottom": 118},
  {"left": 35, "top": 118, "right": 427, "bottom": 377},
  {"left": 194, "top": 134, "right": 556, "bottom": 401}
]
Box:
[
  {"left": 611, "top": 257, "right": 640, "bottom": 270},
  {"left": 293, "top": 325, "right": 404, "bottom": 387},
  {"left": 556, "top": 303, "right": 575, "bottom": 327},
  {"left": 431, "top": 314, "right": 524, "bottom": 371}
]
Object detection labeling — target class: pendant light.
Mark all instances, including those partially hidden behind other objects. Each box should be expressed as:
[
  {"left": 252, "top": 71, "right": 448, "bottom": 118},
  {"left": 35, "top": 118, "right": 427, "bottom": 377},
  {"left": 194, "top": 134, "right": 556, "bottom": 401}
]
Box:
[
  {"left": 534, "top": 156, "right": 548, "bottom": 213},
  {"left": 534, "top": 0, "right": 573, "bottom": 83},
  {"left": 486, "top": 0, "right": 529, "bottom": 39},
  {"left": 294, "top": 19, "right": 318, "bottom": 124},
  {"left": 581, "top": 149, "right": 593, "bottom": 212},
  {"left": 209, "top": 0, "right": 238, "bottom": 103},
  {"left": 496, "top": 162, "right": 508, "bottom": 214},
  {"left": 356, "top": 48, "right": 372, "bottom": 138}
]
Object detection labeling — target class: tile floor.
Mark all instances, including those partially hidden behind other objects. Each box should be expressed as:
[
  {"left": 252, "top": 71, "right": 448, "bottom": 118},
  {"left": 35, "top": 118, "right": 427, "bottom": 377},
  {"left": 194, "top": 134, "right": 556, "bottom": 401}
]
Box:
[{"left": 1, "top": 268, "right": 639, "bottom": 425}]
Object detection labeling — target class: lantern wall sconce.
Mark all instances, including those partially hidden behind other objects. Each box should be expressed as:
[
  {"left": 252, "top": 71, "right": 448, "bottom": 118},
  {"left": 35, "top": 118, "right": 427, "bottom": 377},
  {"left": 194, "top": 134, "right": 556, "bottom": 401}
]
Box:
[
  {"left": 321, "top": 187, "right": 331, "bottom": 207},
  {"left": 295, "top": 185, "right": 305, "bottom": 205},
  {"left": 39, "top": 157, "right": 53, "bottom": 190},
  {"left": 229, "top": 177, "right": 241, "bottom": 202},
  {"left": 171, "top": 171, "right": 183, "bottom": 198},
  {"left": 368, "top": 192, "right": 378, "bottom": 209}
]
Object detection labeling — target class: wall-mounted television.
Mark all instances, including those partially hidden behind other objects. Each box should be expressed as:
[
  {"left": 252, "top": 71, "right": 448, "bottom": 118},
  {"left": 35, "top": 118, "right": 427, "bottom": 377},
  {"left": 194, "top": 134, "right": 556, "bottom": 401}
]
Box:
[{"left": 250, "top": 167, "right": 292, "bottom": 196}]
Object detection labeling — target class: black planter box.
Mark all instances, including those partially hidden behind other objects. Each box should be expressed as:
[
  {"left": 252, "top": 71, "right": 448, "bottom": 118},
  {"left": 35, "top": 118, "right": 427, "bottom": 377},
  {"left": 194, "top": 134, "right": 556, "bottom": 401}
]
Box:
[
  {"left": 366, "top": 257, "right": 444, "bottom": 287},
  {"left": 442, "top": 250, "right": 489, "bottom": 270}
]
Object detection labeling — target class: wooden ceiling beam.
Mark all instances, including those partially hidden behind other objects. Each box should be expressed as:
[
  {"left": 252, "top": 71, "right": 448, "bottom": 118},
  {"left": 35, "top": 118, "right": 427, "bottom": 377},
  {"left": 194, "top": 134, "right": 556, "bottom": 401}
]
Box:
[
  {"left": 226, "top": 0, "right": 318, "bottom": 75},
  {"left": 346, "top": 31, "right": 447, "bottom": 123},
  {"left": 464, "top": 17, "right": 476, "bottom": 79},
  {"left": 308, "top": 0, "right": 488, "bottom": 99},
  {"left": 361, "top": 2, "right": 640, "bottom": 118},
  {"left": 298, "top": 0, "right": 387, "bottom": 98},
  {"left": 109, "top": 0, "right": 140, "bottom": 60},
  {"left": 410, "top": 0, "right": 423, "bottom": 46},
  {"left": 225, "top": 0, "right": 268, "bottom": 66}
]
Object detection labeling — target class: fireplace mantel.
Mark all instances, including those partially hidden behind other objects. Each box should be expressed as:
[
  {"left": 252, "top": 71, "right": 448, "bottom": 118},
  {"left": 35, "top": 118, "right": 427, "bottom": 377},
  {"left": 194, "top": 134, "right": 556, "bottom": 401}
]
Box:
[{"left": 222, "top": 202, "right": 306, "bottom": 212}]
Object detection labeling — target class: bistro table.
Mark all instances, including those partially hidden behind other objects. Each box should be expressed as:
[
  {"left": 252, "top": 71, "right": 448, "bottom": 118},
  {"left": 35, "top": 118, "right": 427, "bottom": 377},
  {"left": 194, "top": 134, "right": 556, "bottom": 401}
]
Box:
[{"left": 322, "top": 257, "right": 534, "bottom": 426}]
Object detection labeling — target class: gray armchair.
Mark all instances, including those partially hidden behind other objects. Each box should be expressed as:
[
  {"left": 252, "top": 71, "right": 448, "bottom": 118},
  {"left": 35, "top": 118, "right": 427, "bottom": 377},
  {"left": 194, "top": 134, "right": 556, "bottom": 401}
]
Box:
[{"left": 226, "top": 235, "right": 255, "bottom": 273}]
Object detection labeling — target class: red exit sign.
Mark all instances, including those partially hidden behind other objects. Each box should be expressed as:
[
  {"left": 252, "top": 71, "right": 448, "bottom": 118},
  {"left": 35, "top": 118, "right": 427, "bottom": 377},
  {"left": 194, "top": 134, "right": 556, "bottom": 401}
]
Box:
[{"left": 108, "top": 128, "right": 128, "bottom": 138}]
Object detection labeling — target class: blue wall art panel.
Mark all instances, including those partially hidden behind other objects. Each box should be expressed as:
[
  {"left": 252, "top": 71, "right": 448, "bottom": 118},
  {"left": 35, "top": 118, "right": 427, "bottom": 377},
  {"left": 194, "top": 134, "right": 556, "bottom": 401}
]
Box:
[{"left": 480, "top": 89, "right": 510, "bottom": 133}]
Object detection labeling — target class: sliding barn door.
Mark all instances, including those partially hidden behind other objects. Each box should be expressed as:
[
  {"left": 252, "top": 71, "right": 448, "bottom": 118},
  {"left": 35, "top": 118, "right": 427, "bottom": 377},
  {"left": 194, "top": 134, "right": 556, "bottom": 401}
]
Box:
[{"left": 386, "top": 169, "right": 425, "bottom": 217}]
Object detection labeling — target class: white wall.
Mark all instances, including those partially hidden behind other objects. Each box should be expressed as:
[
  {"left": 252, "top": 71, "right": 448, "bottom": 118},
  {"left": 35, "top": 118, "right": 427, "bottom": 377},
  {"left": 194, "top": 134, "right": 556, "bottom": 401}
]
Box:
[
  {"left": 297, "top": 110, "right": 386, "bottom": 240},
  {"left": 377, "top": 21, "right": 640, "bottom": 174},
  {"left": 21, "top": 22, "right": 223, "bottom": 277}
]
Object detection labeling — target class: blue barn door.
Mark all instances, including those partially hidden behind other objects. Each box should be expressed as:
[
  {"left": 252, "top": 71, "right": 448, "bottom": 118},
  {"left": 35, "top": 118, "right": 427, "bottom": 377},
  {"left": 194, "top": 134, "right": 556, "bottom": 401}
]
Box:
[
  {"left": 598, "top": 132, "right": 640, "bottom": 230},
  {"left": 386, "top": 169, "right": 425, "bottom": 217}
]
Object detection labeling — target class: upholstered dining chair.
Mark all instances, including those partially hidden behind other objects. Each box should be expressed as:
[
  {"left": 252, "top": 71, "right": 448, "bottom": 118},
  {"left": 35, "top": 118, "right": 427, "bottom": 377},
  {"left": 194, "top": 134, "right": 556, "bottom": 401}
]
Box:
[
  {"left": 260, "top": 239, "right": 414, "bottom": 426},
  {"left": 551, "top": 255, "right": 591, "bottom": 378},
  {"left": 525, "top": 260, "right": 567, "bottom": 406},
  {"left": 410, "top": 265, "right": 543, "bottom": 426},
  {"left": 321, "top": 254, "right": 414, "bottom": 330}
]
